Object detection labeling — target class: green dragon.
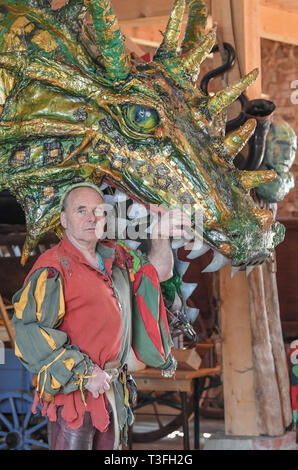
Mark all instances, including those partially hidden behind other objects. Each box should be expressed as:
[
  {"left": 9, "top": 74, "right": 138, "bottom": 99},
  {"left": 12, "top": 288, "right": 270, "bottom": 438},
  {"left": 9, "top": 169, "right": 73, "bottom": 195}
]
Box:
[{"left": 0, "top": 0, "right": 285, "bottom": 270}]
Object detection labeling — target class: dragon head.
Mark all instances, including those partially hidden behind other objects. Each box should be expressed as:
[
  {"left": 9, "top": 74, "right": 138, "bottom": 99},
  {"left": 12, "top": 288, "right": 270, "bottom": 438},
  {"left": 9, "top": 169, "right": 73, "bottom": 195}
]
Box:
[{"left": 0, "top": 0, "right": 285, "bottom": 267}]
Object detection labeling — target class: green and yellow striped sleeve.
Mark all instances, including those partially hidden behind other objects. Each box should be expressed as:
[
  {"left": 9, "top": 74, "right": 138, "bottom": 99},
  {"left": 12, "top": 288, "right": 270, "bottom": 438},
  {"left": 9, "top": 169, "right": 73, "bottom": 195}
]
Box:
[{"left": 12, "top": 268, "right": 93, "bottom": 397}]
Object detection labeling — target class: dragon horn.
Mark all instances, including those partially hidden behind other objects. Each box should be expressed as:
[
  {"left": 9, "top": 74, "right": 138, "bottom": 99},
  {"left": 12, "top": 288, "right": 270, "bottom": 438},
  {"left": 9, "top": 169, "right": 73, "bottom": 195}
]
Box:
[
  {"left": 207, "top": 69, "right": 259, "bottom": 118},
  {"left": 154, "top": 0, "right": 186, "bottom": 59},
  {"left": 21, "top": 230, "right": 40, "bottom": 266},
  {"left": 223, "top": 119, "right": 257, "bottom": 159},
  {"left": 83, "top": 0, "right": 131, "bottom": 81},
  {"left": 181, "top": 0, "right": 208, "bottom": 55},
  {"left": 239, "top": 169, "right": 276, "bottom": 192},
  {"left": 180, "top": 26, "right": 217, "bottom": 81},
  {"left": 21, "top": 213, "right": 61, "bottom": 266}
]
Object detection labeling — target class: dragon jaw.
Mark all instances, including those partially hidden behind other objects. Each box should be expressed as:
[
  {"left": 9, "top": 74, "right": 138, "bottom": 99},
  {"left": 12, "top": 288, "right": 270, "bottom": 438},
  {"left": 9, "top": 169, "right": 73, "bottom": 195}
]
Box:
[{"left": 0, "top": 0, "right": 285, "bottom": 266}]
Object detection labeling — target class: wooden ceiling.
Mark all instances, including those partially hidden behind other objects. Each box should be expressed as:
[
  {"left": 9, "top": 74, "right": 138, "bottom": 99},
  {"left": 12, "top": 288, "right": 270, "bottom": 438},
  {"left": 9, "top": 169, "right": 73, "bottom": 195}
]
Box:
[
  {"left": 112, "top": 0, "right": 298, "bottom": 21},
  {"left": 52, "top": 0, "right": 298, "bottom": 46},
  {"left": 52, "top": 0, "right": 298, "bottom": 18},
  {"left": 259, "top": 0, "right": 298, "bottom": 46},
  {"left": 261, "top": 0, "right": 298, "bottom": 11},
  {"left": 112, "top": 0, "right": 298, "bottom": 47}
]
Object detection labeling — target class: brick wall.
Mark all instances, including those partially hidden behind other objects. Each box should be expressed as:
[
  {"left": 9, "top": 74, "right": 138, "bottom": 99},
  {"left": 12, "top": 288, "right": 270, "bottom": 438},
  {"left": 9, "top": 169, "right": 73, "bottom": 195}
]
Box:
[{"left": 261, "top": 38, "right": 298, "bottom": 219}]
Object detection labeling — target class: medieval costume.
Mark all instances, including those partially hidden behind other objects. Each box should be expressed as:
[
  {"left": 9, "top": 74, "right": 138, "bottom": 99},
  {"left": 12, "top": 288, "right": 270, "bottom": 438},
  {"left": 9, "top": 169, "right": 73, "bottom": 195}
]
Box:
[{"left": 12, "top": 234, "right": 175, "bottom": 449}]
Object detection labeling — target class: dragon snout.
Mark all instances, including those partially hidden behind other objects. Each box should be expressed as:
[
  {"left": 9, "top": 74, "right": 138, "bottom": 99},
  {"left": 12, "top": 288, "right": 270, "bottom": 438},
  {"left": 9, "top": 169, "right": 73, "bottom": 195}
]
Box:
[{"left": 200, "top": 216, "right": 284, "bottom": 270}]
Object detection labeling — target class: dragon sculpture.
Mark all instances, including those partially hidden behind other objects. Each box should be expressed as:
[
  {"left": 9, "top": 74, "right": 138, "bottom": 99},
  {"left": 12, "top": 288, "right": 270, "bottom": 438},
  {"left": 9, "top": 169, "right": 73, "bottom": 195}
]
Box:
[{"left": 0, "top": 0, "right": 285, "bottom": 283}]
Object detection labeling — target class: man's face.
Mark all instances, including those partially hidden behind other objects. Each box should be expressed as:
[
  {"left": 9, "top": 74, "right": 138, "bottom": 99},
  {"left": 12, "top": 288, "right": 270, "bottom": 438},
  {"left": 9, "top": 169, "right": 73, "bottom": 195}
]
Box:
[{"left": 60, "top": 187, "right": 106, "bottom": 244}]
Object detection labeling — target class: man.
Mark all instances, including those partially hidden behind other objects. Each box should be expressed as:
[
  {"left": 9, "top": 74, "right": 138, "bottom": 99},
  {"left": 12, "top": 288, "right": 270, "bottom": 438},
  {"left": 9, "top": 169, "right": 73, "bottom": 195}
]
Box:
[{"left": 12, "top": 182, "right": 192, "bottom": 450}]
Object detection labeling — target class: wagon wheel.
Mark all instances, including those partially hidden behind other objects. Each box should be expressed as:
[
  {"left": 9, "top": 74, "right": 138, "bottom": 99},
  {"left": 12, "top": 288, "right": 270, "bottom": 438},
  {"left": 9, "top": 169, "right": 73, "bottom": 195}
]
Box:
[
  {"left": 0, "top": 391, "right": 48, "bottom": 450},
  {"left": 131, "top": 388, "right": 196, "bottom": 443},
  {"left": 199, "top": 377, "right": 224, "bottom": 420}
]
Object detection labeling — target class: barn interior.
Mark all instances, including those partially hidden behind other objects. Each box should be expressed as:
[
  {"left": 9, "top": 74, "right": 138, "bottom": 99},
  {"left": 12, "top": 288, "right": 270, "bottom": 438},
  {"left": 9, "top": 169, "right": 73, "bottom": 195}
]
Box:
[{"left": 0, "top": 0, "right": 298, "bottom": 451}]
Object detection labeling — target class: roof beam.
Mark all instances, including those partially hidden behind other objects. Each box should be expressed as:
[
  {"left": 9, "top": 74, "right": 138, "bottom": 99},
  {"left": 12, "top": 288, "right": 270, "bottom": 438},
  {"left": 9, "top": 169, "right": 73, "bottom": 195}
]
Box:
[
  {"left": 260, "top": 0, "right": 298, "bottom": 46},
  {"left": 113, "top": 0, "right": 173, "bottom": 23},
  {"left": 53, "top": 0, "right": 298, "bottom": 47}
]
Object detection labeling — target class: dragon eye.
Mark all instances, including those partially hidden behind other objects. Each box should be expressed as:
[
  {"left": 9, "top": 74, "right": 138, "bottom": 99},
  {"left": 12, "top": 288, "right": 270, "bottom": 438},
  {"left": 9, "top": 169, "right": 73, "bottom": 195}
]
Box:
[{"left": 123, "top": 104, "right": 160, "bottom": 134}]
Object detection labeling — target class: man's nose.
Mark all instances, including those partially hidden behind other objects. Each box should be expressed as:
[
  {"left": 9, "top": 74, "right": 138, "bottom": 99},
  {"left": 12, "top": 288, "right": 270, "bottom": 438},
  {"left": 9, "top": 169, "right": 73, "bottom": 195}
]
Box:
[{"left": 88, "top": 210, "right": 96, "bottom": 222}]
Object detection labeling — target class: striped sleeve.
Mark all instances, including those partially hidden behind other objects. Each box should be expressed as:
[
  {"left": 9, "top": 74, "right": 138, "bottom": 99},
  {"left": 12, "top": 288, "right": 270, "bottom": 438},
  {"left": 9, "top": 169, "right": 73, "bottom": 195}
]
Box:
[
  {"left": 132, "top": 263, "right": 173, "bottom": 369},
  {"left": 12, "top": 268, "right": 93, "bottom": 397}
]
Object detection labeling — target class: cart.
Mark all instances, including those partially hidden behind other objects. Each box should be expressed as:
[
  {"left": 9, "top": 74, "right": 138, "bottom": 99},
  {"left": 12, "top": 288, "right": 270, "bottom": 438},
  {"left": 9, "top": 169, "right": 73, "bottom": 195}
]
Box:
[
  {"left": 0, "top": 224, "right": 55, "bottom": 450},
  {"left": 0, "top": 348, "right": 49, "bottom": 450}
]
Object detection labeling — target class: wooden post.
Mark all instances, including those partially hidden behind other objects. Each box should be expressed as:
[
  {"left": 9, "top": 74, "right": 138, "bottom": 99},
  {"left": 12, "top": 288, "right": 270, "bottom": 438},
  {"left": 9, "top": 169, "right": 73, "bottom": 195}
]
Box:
[
  {"left": 0, "top": 294, "right": 14, "bottom": 347},
  {"left": 210, "top": 0, "right": 242, "bottom": 122},
  {"left": 212, "top": 0, "right": 292, "bottom": 437},
  {"left": 230, "top": 0, "right": 262, "bottom": 100},
  {"left": 248, "top": 266, "right": 284, "bottom": 436},
  {"left": 212, "top": 0, "right": 261, "bottom": 436},
  {"left": 262, "top": 258, "right": 293, "bottom": 430},
  {"left": 219, "top": 266, "right": 259, "bottom": 436}
]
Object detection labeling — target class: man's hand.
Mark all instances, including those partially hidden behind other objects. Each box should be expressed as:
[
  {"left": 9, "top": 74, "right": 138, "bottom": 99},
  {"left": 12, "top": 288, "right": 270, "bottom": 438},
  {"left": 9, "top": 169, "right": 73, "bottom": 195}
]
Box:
[
  {"left": 151, "top": 208, "right": 193, "bottom": 241},
  {"left": 148, "top": 208, "right": 193, "bottom": 282},
  {"left": 85, "top": 364, "right": 111, "bottom": 399}
]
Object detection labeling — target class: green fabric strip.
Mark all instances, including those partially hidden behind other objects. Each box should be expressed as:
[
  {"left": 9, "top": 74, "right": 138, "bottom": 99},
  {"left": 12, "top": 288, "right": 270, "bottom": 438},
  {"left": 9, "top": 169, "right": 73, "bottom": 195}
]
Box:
[{"left": 134, "top": 274, "right": 160, "bottom": 319}]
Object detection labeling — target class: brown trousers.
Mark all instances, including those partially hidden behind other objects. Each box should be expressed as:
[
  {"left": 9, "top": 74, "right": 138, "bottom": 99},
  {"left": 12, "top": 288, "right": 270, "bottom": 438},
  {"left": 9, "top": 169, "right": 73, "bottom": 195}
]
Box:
[{"left": 47, "top": 407, "right": 115, "bottom": 450}]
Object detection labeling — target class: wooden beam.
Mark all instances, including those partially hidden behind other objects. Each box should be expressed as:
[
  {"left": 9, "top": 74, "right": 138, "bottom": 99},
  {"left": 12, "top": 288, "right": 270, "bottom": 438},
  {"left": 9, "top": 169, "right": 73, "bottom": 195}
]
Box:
[
  {"left": 113, "top": 0, "right": 173, "bottom": 22},
  {"left": 262, "top": 260, "right": 293, "bottom": 430},
  {"left": 124, "top": 36, "right": 148, "bottom": 57},
  {"left": 211, "top": 0, "right": 242, "bottom": 121},
  {"left": 128, "top": 37, "right": 160, "bottom": 49},
  {"left": 120, "top": 14, "right": 184, "bottom": 28},
  {"left": 53, "top": 0, "right": 298, "bottom": 48},
  {"left": 219, "top": 267, "right": 259, "bottom": 436},
  {"left": 230, "top": 0, "right": 262, "bottom": 100},
  {"left": 248, "top": 266, "right": 284, "bottom": 436},
  {"left": 120, "top": 15, "right": 173, "bottom": 28},
  {"left": 211, "top": 0, "right": 262, "bottom": 437},
  {"left": 115, "top": 0, "right": 212, "bottom": 23},
  {"left": 0, "top": 294, "right": 14, "bottom": 347},
  {"left": 52, "top": 0, "right": 173, "bottom": 19},
  {"left": 260, "top": 1, "right": 298, "bottom": 47}
]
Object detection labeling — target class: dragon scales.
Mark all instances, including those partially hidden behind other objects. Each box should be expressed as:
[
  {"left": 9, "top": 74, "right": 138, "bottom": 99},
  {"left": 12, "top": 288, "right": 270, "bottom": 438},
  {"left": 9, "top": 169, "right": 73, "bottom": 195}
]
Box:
[{"left": 0, "top": 0, "right": 285, "bottom": 272}]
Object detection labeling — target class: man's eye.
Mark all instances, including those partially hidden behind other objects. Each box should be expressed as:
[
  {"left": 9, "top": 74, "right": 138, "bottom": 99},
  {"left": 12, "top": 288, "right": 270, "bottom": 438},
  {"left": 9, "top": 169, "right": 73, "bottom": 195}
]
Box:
[
  {"left": 123, "top": 104, "right": 160, "bottom": 134},
  {"left": 94, "top": 207, "right": 104, "bottom": 217}
]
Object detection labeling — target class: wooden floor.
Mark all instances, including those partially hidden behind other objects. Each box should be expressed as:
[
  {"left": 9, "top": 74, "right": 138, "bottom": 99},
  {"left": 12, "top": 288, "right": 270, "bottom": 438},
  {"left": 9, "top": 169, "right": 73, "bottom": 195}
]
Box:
[{"left": 127, "top": 413, "right": 225, "bottom": 451}]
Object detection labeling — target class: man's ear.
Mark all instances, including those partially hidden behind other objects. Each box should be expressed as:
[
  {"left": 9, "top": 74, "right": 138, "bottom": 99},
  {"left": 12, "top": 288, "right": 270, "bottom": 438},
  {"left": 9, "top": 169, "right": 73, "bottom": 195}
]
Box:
[{"left": 60, "top": 211, "right": 67, "bottom": 229}]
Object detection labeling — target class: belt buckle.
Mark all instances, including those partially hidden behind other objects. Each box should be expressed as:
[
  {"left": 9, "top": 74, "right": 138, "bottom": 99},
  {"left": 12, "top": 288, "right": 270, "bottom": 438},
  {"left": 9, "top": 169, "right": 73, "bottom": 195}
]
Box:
[{"left": 109, "top": 368, "right": 119, "bottom": 381}]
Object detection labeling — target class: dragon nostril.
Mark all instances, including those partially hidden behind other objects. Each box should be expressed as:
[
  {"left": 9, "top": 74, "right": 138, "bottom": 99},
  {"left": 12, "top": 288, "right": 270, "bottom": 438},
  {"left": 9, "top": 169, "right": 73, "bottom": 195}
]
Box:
[
  {"left": 251, "top": 209, "right": 273, "bottom": 231},
  {"left": 231, "top": 230, "right": 242, "bottom": 240},
  {"left": 219, "top": 243, "right": 231, "bottom": 256}
]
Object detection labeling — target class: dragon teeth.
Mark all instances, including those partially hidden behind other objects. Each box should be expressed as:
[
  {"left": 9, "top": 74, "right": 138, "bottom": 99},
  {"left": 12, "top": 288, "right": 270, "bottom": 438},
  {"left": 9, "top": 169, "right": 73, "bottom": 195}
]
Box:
[
  {"left": 202, "top": 250, "right": 231, "bottom": 273},
  {"left": 246, "top": 265, "right": 256, "bottom": 276},
  {"left": 230, "top": 266, "right": 242, "bottom": 278},
  {"left": 186, "top": 307, "right": 200, "bottom": 323},
  {"left": 187, "top": 242, "right": 210, "bottom": 260},
  {"left": 171, "top": 239, "right": 190, "bottom": 249},
  {"left": 180, "top": 281, "right": 198, "bottom": 299}
]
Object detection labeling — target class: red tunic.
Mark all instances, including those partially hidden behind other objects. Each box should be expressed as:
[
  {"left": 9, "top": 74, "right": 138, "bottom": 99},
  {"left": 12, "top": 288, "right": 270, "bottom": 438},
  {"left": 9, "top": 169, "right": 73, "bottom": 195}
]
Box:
[{"left": 27, "top": 235, "right": 129, "bottom": 431}]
